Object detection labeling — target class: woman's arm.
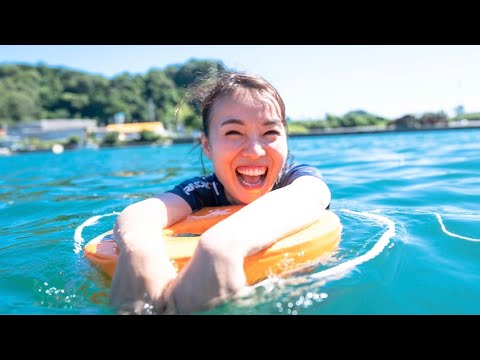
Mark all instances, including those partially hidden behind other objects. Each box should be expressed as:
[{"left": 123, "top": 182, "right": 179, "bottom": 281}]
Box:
[
  {"left": 165, "top": 176, "right": 331, "bottom": 313},
  {"left": 110, "top": 192, "right": 192, "bottom": 314},
  {"left": 206, "top": 176, "right": 331, "bottom": 256}
]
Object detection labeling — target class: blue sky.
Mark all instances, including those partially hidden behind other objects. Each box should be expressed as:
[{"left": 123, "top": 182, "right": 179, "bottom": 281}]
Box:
[{"left": 1, "top": 45, "right": 479, "bottom": 120}]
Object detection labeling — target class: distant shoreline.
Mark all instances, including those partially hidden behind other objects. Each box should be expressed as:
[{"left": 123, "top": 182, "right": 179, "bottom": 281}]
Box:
[
  {"left": 171, "top": 122, "right": 480, "bottom": 143},
  {"left": 4, "top": 123, "right": 480, "bottom": 155},
  {"left": 287, "top": 122, "right": 480, "bottom": 138}
]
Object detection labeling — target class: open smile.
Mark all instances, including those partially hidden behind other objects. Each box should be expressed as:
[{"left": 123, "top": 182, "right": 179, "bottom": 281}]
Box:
[{"left": 236, "top": 166, "right": 268, "bottom": 188}]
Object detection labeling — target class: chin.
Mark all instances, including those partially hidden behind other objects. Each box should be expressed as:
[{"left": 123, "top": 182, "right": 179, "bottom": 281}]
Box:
[
  {"left": 227, "top": 176, "right": 275, "bottom": 204},
  {"left": 236, "top": 190, "right": 268, "bottom": 204}
]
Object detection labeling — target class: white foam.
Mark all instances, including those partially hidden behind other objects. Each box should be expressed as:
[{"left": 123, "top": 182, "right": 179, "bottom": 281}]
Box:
[
  {"left": 73, "top": 212, "right": 120, "bottom": 254},
  {"left": 308, "top": 210, "right": 395, "bottom": 280},
  {"left": 434, "top": 213, "right": 480, "bottom": 242},
  {"left": 253, "top": 210, "right": 396, "bottom": 290}
]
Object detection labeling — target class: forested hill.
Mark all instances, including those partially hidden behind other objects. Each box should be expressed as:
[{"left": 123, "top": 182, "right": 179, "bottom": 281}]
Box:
[
  {"left": 0, "top": 59, "right": 226, "bottom": 129},
  {"left": 2, "top": 60, "right": 477, "bottom": 133}
]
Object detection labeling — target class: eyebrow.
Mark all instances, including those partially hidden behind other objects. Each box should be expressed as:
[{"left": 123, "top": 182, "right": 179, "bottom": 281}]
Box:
[{"left": 220, "top": 119, "right": 282, "bottom": 127}]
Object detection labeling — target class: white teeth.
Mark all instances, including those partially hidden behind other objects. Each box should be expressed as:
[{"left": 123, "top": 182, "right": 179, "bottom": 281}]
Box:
[{"left": 237, "top": 167, "right": 267, "bottom": 176}]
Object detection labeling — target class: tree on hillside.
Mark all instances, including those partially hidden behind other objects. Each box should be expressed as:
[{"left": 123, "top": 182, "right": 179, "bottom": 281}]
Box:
[
  {"left": 0, "top": 64, "right": 42, "bottom": 121},
  {"left": 144, "top": 69, "right": 180, "bottom": 129},
  {"left": 0, "top": 60, "right": 229, "bottom": 126},
  {"left": 168, "top": 59, "right": 226, "bottom": 89},
  {"left": 107, "top": 73, "right": 148, "bottom": 122}
]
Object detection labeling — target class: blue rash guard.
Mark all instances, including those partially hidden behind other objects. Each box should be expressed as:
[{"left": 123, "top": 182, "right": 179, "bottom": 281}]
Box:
[{"left": 165, "top": 163, "right": 330, "bottom": 212}]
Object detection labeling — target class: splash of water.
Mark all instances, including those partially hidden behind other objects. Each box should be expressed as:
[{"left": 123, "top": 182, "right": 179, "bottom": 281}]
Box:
[
  {"left": 434, "top": 213, "right": 480, "bottom": 242},
  {"left": 250, "top": 210, "right": 396, "bottom": 293},
  {"left": 73, "top": 212, "right": 120, "bottom": 254}
]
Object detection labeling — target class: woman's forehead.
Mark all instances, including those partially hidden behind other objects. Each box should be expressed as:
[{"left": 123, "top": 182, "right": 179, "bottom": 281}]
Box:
[{"left": 213, "top": 88, "right": 281, "bottom": 116}]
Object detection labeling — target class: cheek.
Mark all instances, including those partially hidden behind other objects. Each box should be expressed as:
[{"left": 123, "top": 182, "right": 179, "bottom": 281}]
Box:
[
  {"left": 210, "top": 139, "right": 238, "bottom": 159},
  {"left": 270, "top": 139, "right": 288, "bottom": 160},
  {"left": 210, "top": 145, "right": 233, "bottom": 168}
]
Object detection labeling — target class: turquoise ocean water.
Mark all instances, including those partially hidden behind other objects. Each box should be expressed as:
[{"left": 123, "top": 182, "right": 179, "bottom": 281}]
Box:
[{"left": 1, "top": 129, "right": 479, "bottom": 315}]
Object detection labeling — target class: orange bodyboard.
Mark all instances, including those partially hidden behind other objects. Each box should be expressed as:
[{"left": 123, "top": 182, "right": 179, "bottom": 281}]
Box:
[{"left": 84, "top": 205, "right": 342, "bottom": 285}]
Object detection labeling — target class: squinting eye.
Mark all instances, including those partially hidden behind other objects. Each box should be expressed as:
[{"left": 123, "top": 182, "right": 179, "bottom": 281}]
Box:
[
  {"left": 225, "top": 130, "right": 241, "bottom": 136},
  {"left": 265, "top": 130, "right": 281, "bottom": 136}
]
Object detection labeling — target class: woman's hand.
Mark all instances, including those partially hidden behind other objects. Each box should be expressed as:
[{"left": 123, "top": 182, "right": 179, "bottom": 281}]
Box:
[
  {"left": 164, "top": 236, "right": 247, "bottom": 314},
  {"left": 110, "top": 194, "right": 191, "bottom": 314},
  {"left": 110, "top": 228, "right": 177, "bottom": 314}
]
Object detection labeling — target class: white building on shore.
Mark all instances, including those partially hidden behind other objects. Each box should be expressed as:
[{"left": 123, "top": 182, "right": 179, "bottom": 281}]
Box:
[{"left": 6, "top": 119, "right": 99, "bottom": 141}]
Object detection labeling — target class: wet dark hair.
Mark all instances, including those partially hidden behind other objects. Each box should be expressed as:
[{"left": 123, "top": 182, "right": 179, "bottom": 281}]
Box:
[{"left": 185, "top": 70, "right": 287, "bottom": 138}]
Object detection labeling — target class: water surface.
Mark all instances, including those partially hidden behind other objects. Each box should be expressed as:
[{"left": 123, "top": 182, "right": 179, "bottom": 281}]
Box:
[{"left": 1, "top": 129, "right": 479, "bottom": 314}]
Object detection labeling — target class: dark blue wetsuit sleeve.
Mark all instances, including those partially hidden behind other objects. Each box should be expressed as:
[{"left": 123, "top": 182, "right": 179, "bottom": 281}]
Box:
[
  {"left": 165, "top": 174, "right": 231, "bottom": 212},
  {"left": 273, "top": 163, "right": 330, "bottom": 209}
]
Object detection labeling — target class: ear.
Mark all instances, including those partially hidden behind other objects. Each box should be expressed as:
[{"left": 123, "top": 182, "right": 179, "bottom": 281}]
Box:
[{"left": 201, "top": 133, "right": 212, "bottom": 159}]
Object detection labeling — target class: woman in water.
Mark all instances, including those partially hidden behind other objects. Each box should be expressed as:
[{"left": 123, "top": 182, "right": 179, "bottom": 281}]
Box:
[{"left": 110, "top": 71, "right": 331, "bottom": 314}]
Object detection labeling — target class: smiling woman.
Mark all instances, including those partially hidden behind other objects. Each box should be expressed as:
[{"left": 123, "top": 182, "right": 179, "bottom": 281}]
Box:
[
  {"left": 109, "top": 71, "right": 333, "bottom": 315},
  {"left": 199, "top": 89, "right": 288, "bottom": 205}
]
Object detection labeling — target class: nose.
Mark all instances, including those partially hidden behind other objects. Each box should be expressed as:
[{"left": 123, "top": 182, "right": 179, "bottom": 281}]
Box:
[{"left": 242, "top": 138, "right": 266, "bottom": 158}]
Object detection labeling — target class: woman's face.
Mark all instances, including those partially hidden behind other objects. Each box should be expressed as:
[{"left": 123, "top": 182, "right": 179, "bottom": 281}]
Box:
[{"left": 201, "top": 88, "right": 288, "bottom": 205}]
